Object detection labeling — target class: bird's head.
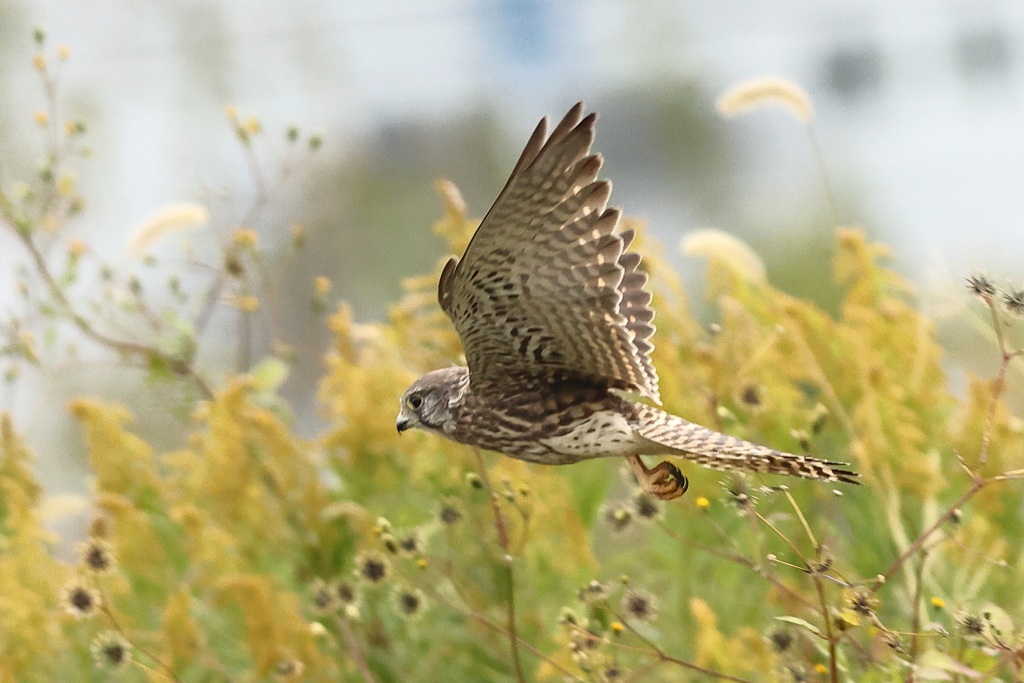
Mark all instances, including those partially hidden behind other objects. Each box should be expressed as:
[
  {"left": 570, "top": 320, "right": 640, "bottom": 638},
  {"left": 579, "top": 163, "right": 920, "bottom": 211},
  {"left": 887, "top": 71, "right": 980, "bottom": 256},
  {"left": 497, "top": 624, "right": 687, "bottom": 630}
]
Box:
[{"left": 396, "top": 366, "right": 469, "bottom": 436}]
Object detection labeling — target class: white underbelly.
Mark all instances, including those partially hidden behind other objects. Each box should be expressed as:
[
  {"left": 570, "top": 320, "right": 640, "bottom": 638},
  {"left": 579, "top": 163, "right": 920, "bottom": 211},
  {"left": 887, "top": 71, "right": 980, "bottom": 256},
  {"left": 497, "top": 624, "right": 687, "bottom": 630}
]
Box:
[{"left": 539, "top": 411, "right": 643, "bottom": 458}]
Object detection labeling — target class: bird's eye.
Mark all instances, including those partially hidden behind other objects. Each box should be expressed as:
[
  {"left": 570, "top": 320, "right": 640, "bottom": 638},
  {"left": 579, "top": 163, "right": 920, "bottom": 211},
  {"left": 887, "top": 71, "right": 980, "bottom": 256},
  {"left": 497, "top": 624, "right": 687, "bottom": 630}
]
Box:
[{"left": 407, "top": 393, "right": 423, "bottom": 410}]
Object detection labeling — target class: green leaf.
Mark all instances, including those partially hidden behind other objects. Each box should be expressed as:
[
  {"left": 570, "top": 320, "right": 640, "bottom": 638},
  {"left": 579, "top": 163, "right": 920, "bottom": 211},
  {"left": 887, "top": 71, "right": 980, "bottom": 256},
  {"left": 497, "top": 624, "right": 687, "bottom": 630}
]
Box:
[
  {"left": 917, "top": 650, "right": 980, "bottom": 678},
  {"left": 774, "top": 615, "right": 823, "bottom": 638}
]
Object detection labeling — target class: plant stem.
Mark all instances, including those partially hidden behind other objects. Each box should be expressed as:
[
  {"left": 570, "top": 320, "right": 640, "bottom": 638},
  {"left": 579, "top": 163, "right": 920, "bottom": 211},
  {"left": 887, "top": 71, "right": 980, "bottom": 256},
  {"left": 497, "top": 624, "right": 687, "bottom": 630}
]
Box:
[
  {"left": 473, "top": 449, "right": 526, "bottom": 683},
  {"left": 610, "top": 613, "right": 756, "bottom": 683},
  {"left": 335, "top": 615, "right": 377, "bottom": 683},
  {"left": 14, "top": 230, "right": 213, "bottom": 398}
]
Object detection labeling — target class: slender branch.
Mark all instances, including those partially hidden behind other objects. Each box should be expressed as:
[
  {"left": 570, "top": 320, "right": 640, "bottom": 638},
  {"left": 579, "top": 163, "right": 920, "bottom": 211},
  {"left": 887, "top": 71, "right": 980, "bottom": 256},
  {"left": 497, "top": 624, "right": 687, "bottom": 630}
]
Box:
[
  {"left": 194, "top": 274, "right": 225, "bottom": 337},
  {"left": 782, "top": 488, "right": 818, "bottom": 549},
  {"left": 907, "top": 552, "right": 928, "bottom": 682},
  {"left": 334, "top": 615, "right": 377, "bottom": 683},
  {"left": 472, "top": 449, "right": 526, "bottom": 683},
  {"left": 13, "top": 230, "right": 213, "bottom": 399},
  {"left": 658, "top": 521, "right": 817, "bottom": 610},
  {"left": 871, "top": 482, "right": 982, "bottom": 593},
  {"left": 417, "top": 579, "right": 582, "bottom": 682},
  {"left": 237, "top": 309, "right": 252, "bottom": 373},
  {"left": 99, "top": 600, "right": 183, "bottom": 683},
  {"left": 811, "top": 566, "right": 838, "bottom": 683},
  {"left": 807, "top": 122, "right": 840, "bottom": 228},
  {"left": 607, "top": 614, "right": 756, "bottom": 683}
]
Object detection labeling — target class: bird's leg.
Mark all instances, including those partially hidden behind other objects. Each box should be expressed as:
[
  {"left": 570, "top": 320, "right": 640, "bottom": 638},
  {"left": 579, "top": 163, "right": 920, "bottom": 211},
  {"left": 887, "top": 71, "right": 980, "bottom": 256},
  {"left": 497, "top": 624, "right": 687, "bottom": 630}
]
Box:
[{"left": 627, "top": 455, "right": 688, "bottom": 501}]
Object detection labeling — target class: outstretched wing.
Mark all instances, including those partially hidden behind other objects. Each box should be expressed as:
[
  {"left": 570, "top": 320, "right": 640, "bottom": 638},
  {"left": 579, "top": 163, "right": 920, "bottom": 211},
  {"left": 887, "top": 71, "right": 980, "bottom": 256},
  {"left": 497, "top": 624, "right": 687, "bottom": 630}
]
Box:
[{"left": 437, "top": 103, "right": 660, "bottom": 402}]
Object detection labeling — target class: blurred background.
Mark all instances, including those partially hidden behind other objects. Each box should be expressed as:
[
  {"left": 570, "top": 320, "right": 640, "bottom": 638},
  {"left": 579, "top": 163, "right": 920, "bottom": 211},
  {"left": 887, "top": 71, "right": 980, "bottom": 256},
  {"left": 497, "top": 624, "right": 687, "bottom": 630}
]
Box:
[{"left": 2, "top": 0, "right": 1024, "bottom": 516}]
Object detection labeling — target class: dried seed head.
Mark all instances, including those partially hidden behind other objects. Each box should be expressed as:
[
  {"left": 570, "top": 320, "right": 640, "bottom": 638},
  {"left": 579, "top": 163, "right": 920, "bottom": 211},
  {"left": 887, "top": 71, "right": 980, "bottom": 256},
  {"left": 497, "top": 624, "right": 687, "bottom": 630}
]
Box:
[
  {"left": 393, "top": 586, "right": 426, "bottom": 619},
  {"left": 882, "top": 631, "right": 903, "bottom": 652},
  {"left": 578, "top": 580, "right": 610, "bottom": 602},
  {"left": 620, "top": 588, "right": 658, "bottom": 623},
  {"left": 723, "top": 476, "right": 754, "bottom": 510},
  {"left": 959, "top": 613, "right": 984, "bottom": 636},
  {"left": 768, "top": 629, "right": 793, "bottom": 652},
  {"left": 275, "top": 658, "right": 305, "bottom": 678},
  {"left": 1004, "top": 288, "right": 1024, "bottom": 316},
  {"left": 740, "top": 385, "right": 761, "bottom": 406},
  {"left": 845, "top": 588, "right": 879, "bottom": 617},
  {"left": 60, "top": 580, "right": 101, "bottom": 619},
  {"left": 438, "top": 503, "right": 462, "bottom": 525},
  {"left": 336, "top": 581, "right": 357, "bottom": 605},
  {"left": 397, "top": 530, "right": 423, "bottom": 557},
  {"left": 966, "top": 274, "right": 998, "bottom": 302},
  {"left": 602, "top": 502, "right": 634, "bottom": 533},
  {"left": 77, "top": 538, "right": 116, "bottom": 574},
  {"left": 355, "top": 551, "right": 390, "bottom": 584},
  {"left": 380, "top": 534, "right": 399, "bottom": 554},
  {"left": 90, "top": 631, "right": 131, "bottom": 670},
  {"left": 632, "top": 492, "right": 662, "bottom": 521},
  {"left": 310, "top": 579, "right": 336, "bottom": 612}
]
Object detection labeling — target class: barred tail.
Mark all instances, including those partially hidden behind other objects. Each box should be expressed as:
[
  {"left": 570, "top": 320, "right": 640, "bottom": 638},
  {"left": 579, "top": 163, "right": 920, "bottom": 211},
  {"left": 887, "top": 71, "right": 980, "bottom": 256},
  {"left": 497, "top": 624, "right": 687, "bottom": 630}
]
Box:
[{"left": 634, "top": 406, "right": 859, "bottom": 485}]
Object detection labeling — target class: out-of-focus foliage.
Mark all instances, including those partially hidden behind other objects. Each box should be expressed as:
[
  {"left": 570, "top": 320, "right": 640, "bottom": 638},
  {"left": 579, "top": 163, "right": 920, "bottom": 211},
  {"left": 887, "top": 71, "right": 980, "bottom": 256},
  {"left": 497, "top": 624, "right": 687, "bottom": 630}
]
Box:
[{"left": 4, "top": 33, "right": 1024, "bottom": 683}]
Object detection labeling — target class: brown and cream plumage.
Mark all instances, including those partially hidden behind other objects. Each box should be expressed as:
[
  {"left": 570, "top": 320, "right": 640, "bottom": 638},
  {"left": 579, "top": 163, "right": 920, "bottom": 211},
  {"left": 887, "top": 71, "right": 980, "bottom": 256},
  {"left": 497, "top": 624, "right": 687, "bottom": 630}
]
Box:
[{"left": 396, "top": 103, "right": 858, "bottom": 499}]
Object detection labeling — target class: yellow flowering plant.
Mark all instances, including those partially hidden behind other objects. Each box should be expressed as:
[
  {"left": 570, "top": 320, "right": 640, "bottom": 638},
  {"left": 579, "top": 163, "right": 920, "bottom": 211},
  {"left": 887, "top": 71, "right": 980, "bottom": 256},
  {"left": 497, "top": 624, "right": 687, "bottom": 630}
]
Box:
[{"left": 2, "top": 34, "right": 1024, "bottom": 683}]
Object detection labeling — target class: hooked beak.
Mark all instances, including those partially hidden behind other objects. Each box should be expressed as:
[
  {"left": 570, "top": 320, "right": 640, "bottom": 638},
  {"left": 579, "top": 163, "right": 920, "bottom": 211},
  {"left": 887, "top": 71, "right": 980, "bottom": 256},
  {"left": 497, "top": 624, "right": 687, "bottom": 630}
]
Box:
[{"left": 396, "top": 416, "right": 412, "bottom": 434}]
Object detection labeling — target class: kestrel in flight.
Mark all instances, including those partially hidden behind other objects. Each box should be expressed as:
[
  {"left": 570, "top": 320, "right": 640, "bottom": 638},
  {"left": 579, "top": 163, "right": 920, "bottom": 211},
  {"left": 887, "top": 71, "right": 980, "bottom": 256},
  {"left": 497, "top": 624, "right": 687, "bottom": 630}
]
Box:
[{"left": 396, "top": 103, "right": 858, "bottom": 499}]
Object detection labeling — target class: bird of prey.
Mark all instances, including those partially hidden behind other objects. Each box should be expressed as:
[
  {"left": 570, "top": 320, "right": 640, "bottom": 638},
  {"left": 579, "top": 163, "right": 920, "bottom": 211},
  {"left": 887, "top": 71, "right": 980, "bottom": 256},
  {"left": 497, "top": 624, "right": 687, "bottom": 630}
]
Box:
[{"left": 396, "top": 103, "right": 858, "bottom": 499}]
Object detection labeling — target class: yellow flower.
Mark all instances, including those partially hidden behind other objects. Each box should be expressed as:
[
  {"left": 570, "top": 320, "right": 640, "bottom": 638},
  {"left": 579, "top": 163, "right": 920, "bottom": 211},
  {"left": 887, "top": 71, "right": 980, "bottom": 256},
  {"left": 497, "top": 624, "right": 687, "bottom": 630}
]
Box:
[
  {"left": 814, "top": 663, "right": 828, "bottom": 674},
  {"left": 314, "top": 276, "right": 332, "bottom": 295},
  {"left": 56, "top": 172, "right": 75, "bottom": 197},
  {"left": 224, "top": 105, "right": 238, "bottom": 121},
  {"left": 56, "top": 44, "right": 70, "bottom": 60},
  {"left": 232, "top": 227, "right": 258, "bottom": 248},
  {"left": 610, "top": 622, "right": 624, "bottom": 633},
  {"left": 241, "top": 116, "right": 262, "bottom": 135},
  {"left": 228, "top": 294, "right": 260, "bottom": 313},
  {"left": 68, "top": 238, "right": 87, "bottom": 257},
  {"left": 695, "top": 496, "right": 710, "bottom": 510},
  {"left": 32, "top": 54, "right": 46, "bottom": 70},
  {"left": 931, "top": 596, "right": 945, "bottom": 609},
  {"left": 34, "top": 110, "right": 48, "bottom": 126}
]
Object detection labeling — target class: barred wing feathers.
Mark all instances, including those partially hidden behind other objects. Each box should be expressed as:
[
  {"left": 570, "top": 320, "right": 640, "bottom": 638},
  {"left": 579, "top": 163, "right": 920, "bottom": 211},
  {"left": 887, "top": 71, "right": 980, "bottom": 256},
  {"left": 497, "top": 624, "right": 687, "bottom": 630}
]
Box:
[{"left": 437, "top": 103, "right": 661, "bottom": 402}]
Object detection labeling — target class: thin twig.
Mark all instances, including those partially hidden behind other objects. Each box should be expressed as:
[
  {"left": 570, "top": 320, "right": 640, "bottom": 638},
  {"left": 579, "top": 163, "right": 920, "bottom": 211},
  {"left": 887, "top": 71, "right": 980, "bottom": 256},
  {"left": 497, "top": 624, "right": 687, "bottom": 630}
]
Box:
[
  {"left": 658, "top": 521, "right": 816, "bottom": 610},
  {"left": 334, "top": 615, "right": 378, "bottom": 683},
  {"left": 473, "top": 449, "right": 526, "bottom": 683},
  {"left": 871, "top": 482, "right": 982, "bottom": 593},
  {"left": 99, "top": 599, "right": 183, "bottom": 683},
  {"left": 607, "top": 614, "right": 756, "bottom": 683},
  {"left": 807, "top": 122, "right": 840, "bottom": 228},
  {"left": 418, "top": 579, "right": 582, "bottom": 681},
  {"left": 782, "top": 488, "right": 818, "bottom": 549},
  {"left": 16, "top": 231, "right": 214, "bottom": 398},
  {"left": 813, "top": 570, "right": 839, "bottom": 683},
  {"left": 907, "top": 552, "right": 928, "bottom": 683}
]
